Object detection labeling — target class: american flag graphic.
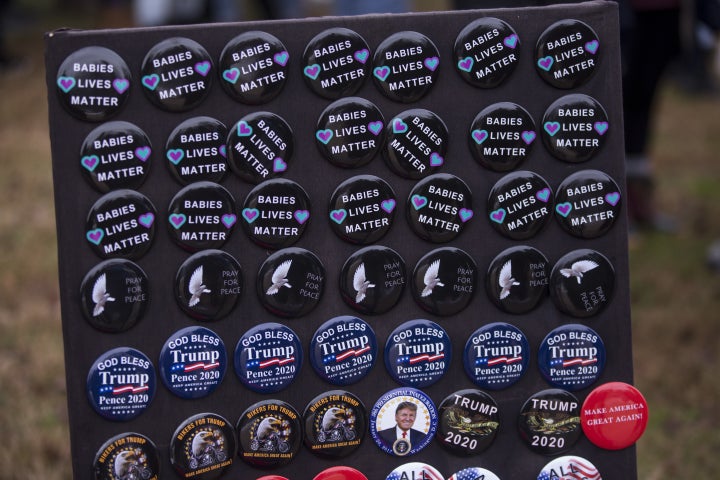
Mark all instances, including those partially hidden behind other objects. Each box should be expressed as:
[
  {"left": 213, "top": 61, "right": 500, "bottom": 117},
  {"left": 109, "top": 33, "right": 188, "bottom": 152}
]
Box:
[
  {"left": 99, "top": 385, "right": 149, "bottom": 395},
  {"left": 538, "top": 457, "right": 602, "bottom": 480},
  {"left": 171, "top": 361, "right": 220, "bottom": 373},
  {"left": 475, "top": 355, "right": 523, "bottom": 366},
  {"left": 386, "top": 464, "right": 444, "bottom": 480},
  {"left": 246, "top": 357, "right": 295, "bottom": 369},
  {"left": 396, "top": 352, "right": 445, "bottom": 365},
  {"left": 550, "top": 357, "right": 598, "bottom": 368},
  {"left": 323, "top": 345, "right": 371, "bottom": 364}
]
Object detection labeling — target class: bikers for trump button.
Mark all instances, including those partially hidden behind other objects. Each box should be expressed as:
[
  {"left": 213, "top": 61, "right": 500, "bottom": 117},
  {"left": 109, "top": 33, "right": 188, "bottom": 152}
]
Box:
[
  {"left": 170, "top": 412, "right": 235, "bottom": 479},
  {"left": 93, "top": 432, "right": 160, "bottom": 480},
  {"left": 237, "top": 400, "right": 302, "bottom": 468},
  {"left": 303, "top": 390, "right": 367, "bottom": 457}
]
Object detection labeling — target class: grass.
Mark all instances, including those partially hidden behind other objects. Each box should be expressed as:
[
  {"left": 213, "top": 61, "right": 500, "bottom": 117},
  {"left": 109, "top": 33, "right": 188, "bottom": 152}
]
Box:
[{"left": 1, "top": 5, "right": 719, "bottom": 479}]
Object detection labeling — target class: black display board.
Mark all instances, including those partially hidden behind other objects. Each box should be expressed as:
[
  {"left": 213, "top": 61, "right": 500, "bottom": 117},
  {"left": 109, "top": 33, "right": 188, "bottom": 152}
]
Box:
[{"left": 45, "top": 1, "right": 637, "bottom": 478}]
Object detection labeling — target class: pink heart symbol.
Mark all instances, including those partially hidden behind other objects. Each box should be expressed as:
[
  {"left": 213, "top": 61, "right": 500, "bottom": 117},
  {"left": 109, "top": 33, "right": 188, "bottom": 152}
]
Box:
[
  {"left": 135, "top": 146, "right": 151, "bottom": 162},
  {"left": 223, "top": 68, "right": 239, "bottom": 83},
  {"left": 81, "top": 155, "right": 99, "bottom": 172},
  {"left": 373, "top": 66, "right": 390, "bottom": 81},
  {"left": 472, "top": 129, "right": 488, "bottom": 145},
  {"left": 411, "top": 194, "right": 428, "bottom": 210},
  {"left": 354, "top": 49, "right": 369, "bottom": 64},
  {"left": 538, "top": 56, "right": 553, "bottom": 71},
  {"left": 594, "top": 122, "right": 609, "bottom": 135},
  {"left": 242, "top": 208, "right": 259, "bottom": 223},
  {"left": 424, "top": 57, "right": 439, "bottom": 71},
  {"left": 304, "top": 64, "right": 321, "bottom": 80},
  {"left": 218, "top": 145, "right": 227, "bottom": 158},
  {"left": 57, "top": 76, "right": 76, "bottom": 93},
  {"left": 330, "top": 209, "right": 347, "bottom": 224},
  {"left": 237, "top": 121, "right": 252, "bottom": 136},
  {"left": 194, "top": 61, "right": 211, "bottom": 76},
  {"left": 458, "top": 57, "right": 473, "bottom": 72},
  {"left": 86, "top": 229, "right": 104, "bottom": 245},
  {"left": 544, "top": 122, "right": 560, "bottom": 136},
  {"left": 555, "top": 203, "right": 572, "bottom": 217},
  {"left": 368, "top": 121, "right": 383, "bottom": 136},
  {"left": 585, "top": 40, "right": 599, "bottom": 54},
  {"left": 459, "top": 208, "right": 474, "bottom": 223},
  {"left": 169, "top": 213, "right": 187, "bottom": 228},
  {"left": 316, "top": 129, "right": 333, "bottom": 144},
  {"left": 490, "top": 208, "right": 506, "bottom": 224}
]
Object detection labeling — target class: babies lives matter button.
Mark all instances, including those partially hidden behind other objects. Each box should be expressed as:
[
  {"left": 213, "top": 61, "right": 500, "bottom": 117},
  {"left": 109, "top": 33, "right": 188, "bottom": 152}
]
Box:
[
  {"left": 542, "top": 94, "right": 609, "bottom": 162},
  {"left": 383, "top": 108, "right": 448, "bottom": 180},
  {"left": 469, "top": 102, "right": 536, "bottom": 172},
  {"left": 535, "top": 19, "right": 600, "bottom": 89},
  {"left": 407, "top": 173, "right": 474, "bottom": 243},
  {"left": 454, "top": 17, "right": 521, "bottom": 88},
  {"left": 328, "top": 174, "right": 396, "bottom": 244},
  {"left": 165, "top": 116, "right": 228, "bottom": 185},
  {"left": 555, "top": 169, "right": 621, "bottom": 238}
]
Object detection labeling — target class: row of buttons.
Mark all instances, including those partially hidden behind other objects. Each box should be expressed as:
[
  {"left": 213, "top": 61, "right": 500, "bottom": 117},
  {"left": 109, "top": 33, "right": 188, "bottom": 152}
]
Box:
[{"left": 57, "top": 19, "right": 600, "bottom": 121}]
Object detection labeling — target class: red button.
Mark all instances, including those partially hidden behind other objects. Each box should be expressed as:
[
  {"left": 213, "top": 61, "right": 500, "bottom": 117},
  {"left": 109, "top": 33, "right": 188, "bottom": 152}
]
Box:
[
  {"left": 581, "top": 381, "right": 649, "bottom": 450},
  {"left": 256, "top": 477, "right": 289, "bottom": 480},
  {"left": 313, "top": 466, "right": 368, "bottom": 480}
]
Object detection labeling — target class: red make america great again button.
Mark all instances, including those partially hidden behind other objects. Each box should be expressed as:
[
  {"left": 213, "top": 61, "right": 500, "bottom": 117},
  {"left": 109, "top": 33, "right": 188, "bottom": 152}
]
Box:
[{"left": 580, "top": 381, "right": 648, "bottom": 450}]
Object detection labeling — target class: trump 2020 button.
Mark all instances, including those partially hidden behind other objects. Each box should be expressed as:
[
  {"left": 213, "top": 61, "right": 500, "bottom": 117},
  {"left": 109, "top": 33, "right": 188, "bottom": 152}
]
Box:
[
  {"left": 385, "top": 319, "right": 451, "bottom": 388},
  {"left": 486, "top": 245, "right": 549, "bottom": 314},
  {"left": 328, "top": 174, "right": 396, "bottom": 244},
  {"left": 554, "top": 169, "right": 621, "bottom": 238},
  {"left": 412, "top": 247, "right": 477, "bottom": 316},
  {"left": 518, "top": 388, "right": 582, "bottom": 455},
  {"left": 464, "top": 322, "right": 529, "bottom": 390},
  {"left": 159, "top": 326, "right": 226, "bottom": 399},
  {"left": 385, "top": 463, "right": 444, "bottom": 480},
  {"left": 237, "top": 399, "right": 302, "bottom": 468},
  {"left": 165, "top": 116, "right": 228, "bottom": 185},
  {"left": 370, "top": 387, "right": 437, "bottom": 457},
  {"left": 436, "top": 389, "right": 500, "bottom": 456},
  {"left": 86, "top": 347, "right": 156, "bottom": 421},
  {"left": 537, "top": 455, "right": 603, "bottom": 480},
  {"left": 80, "top": 259, "right": 149, "bottom": 333},
  {"left": 541, "top": 94, "right": 608, "bottom": 163},
  {"left": 234, "top": 322, "right": 302, "bottom": 394},
  {"left": 538, "top": 324, "right": 606, "bottom": 391},
  {"left": 257, "top": 247, "right": 324, "bottom": 318},
  {"left": 174, "top": 249, "right": 242, "bottom": 321},
  {"left": 581, "top": 382, "right": 648, "bottom": 450},
  {"left": 407, "top": 173, "right": 474, "bottom": 243},
  {"left": 303, "top": 390, "right": 366, "bottom": 457},
  {"left": 448, "top": 467, "right": 501, "bottom": 480},
  {"left": 310, "top": 316, "right": 377, "bottom": 386},
  {"left": 170, "top": 412, "right": 235, "bottom": 479},
  {"left": 339, "top": 246, "right": 406, "bottom": 315},
  {"left": 454, "top": 17, "right": 520, "bottom": 88},
  {"left": 487, "top": 171, "right": 552, "bottom": 239},
  {"left": 469, "top": 102, "right": 536, "bottom": 172},
  {"left": 535, "top": 19, "right": 600, "bottom": 89},
  {"left": 549, "top": 248, "right": 614, "bottom": 318},
  {"left": 93, "top": 432, "right": 160, "bottom": 480}
]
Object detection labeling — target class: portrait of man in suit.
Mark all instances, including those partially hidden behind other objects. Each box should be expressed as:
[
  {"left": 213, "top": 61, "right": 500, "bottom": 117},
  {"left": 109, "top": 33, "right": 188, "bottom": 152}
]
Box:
[{"left": 377, "top": 401, "right": 425, "bottom": 455}]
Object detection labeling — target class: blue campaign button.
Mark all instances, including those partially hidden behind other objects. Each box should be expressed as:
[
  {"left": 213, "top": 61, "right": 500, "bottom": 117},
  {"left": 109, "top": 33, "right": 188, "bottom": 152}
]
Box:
[
  {"left": 463, "top": 322, "right": 529, "bottom": 390},
  {"left": 86, "top": 347, "right": 156, "bottom": 421},
  {"left": 384, "top": 319, "right": 451, "bottom": 388},
  {"left": 159, "top": 326, "right": 227, "bottom": 399},
  {"left": 448, "top": 467, "right": 501, "bottom": 480},
  {"left": 538, "top": 324, "right": 606, "bottom": 391},
  {"left": 370, "top": 387, "right": 438, "bottom": 457},
  {"left": 234, "top": 322, "right": 302, "bottom": 393},
  {"left": 310, "top": 316, "right": 377, "bottom": 385}
]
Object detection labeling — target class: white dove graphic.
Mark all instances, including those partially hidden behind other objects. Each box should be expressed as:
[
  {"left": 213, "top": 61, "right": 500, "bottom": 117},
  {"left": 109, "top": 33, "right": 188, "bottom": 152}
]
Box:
[
  {"left": 353, "top": 262, "right": 375, "bottom": 303},
  {"left": 92, "top": 273, "right": 115, "bottom": 316},
  {"left": 560, "top": 260, "right": 599, "bottom": 284},
  {"left": 498, "top": 260, "right": 520, "bottom": 300},
  {"left": 421, "top": 259, "right": 444, "bottom": 297},
  {"left": 266, "top": 259, "right": 292, "bottom": 295},
  {"left": 188, "top": 266, "right": 211, "bottom": 307}
]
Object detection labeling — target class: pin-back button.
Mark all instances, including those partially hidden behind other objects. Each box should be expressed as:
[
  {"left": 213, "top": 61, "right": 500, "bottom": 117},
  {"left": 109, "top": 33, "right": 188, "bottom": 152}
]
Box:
[
  {"left": 174, "top": 249, "right": 242, "bottom": 321},
  {"left": 140, "top": 37, "right": 213, "bottom": 111},
  {"left": 486, "top": 246, "right": 549, "bottom": 314},
  {"left": 237, "top": 400, "right": 302, "bottom": 468},
  {"left": 535, "top": 19, "right": 600, "bottom": 89},
  {"left": 538, "top": 324, "right": 606, "bottom": 391},
  {"left": 536, "top": 456, "right": 603, "bottom": 480},
  {"left": 412, "top": 247, "right": 477, "bottom": 316},
  {"left": 165, "top": 116, "right": 228, "bottom": 185},
  {"left": 463, "top": 322, "right": 529, "bottom": 390},
  {"left": 407, "top": 173, "right": 474, "bottom": 243},
  {"left": 448, "top": 467, "right": 501, "bottom": 480},
  {"left": 581, "top": 382, "right": 649, "bottom": 450},
  {"left": 56, "top": 46, "right": 131, "bottom": 121},
  {"left": 303, "top": 390, "right": 367, "bottom": 457},
  {"left": 370, "top": 387, "right": 438, "bottom": 457},
  {"left": 310, "top": 316, "right": 377, "bottom": 385},
  {"left": 328, "top": 174, "right": 395, "bottom": 244},
  {"left": 487, "top": 171, "right": 552, "bottom": 239},
  {"left": 339, "top": 246, "right": 405, "bottom": 315},
  {"left": 518, "top": 388, "right": 582, "bottom": 455},
  {"left": 437, "top": 389, "right": 500, "bottom": 456},
  {"left": 234, "top": 322, "right": 302, "bottom": 393},
  {"left": 454, "top": 17, "right": 520, "bottom": 88},
  {"left": 549, "top": 248, "right": 614, "bottom": 317},
  {"left": 469, "top": 102, "right": 536, "bottom": 172},
  {"left": 302, "top": 28, "right": 371, "bottom": 99},
  {"left": 541, "top": 94, "right": 609, "bottom": 162},
  {"left": 385, "top": 319, "right": 451, "bottom": 388},
  {"left": 170, "top": 412, "right": 236, "bottom": 479},
  {"left": 80, "top": 259, "right": 149, "bottom": 333},
  {"left": 383, "top": 108, "right": 448, "bottom": 179},
  {"left": 385, "top": 463, "right": 444, "bottom": 480},
  {"left": 93, "top": 432, "right": 160, "bottom": 480},
  {"left": 257, "top": 247, "right": 324, "bottom": 318},
  {"left": 80, "top": 121, "right": 152, "bottom": 193},
  {"left": 554, "top": 169, "right": 621, "bottom": 238},
  {"left": 86, "top": 346, "right": 156, "bottom": 421},
  {"left": 159, "top": 326, "right": 227, "bottom": 399},
  {"left": 314, "top": 466, "right": 368, "bottom": 480}
]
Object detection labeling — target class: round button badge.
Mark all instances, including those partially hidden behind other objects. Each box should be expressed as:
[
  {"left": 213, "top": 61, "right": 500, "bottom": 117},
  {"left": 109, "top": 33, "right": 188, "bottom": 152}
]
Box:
[
  {"left": 454, "top": 17, "right": 521, "bottom": 88},
  {"left": 448, "top": 468, "right": 501, "bottom": 480},
  {"left": 315, "top": 97, "right": 385, "bottom": 168},
  {"left": 234, "top": 322, "right": 302, "bottom": 394},
  {"left": 174, "top": 249, "right": 242, "bottom": 321},
  {"left": 56, "top": 46, "right": 131, "bottom": 122},
  {"left": 370, "top": 387, "right": 438, "bottom": 457},
  {"left": 339, "top": 246, "right": 406, "bottom": 315},
  {"left": 314, "top": 467, "right": 368, "bottom": 480},
  {"left": 219, "top": 31, "right": 289, "bottom": 104},
  {"left": 581, "top": 382, "right": 649, "bottom": 450},
  {"left": 385, "top": 463, "right": 444, "bottom": 480},
  {"left": 554, "top": 169, "right": 621, "bottom": 238},
  {"left": 469, "top": 102, "right": 536, "bottom": 172},
  {"left": 93, "top": 432, "right": 161, "bottom": 480},
  {"left": 165, "top": 116, "right": 228, "bottom": 185},
  {"left": 167, "top": 181, "right": 237, "bottom": 252},
  {"left": 256, "top": 247, "right": 325, "bottom": 318},
  {"left": 436, "top": 389, "right": 500, "bottom": 456},
  {"left": 485, "top": 246, "right": 550, "bottom": 314},
  {"left": 140, "top": 37, "right": 213, "bottom": 111},
  {"left": 541, "top": 94, "right": 609, "bottom": 162},
  {"left": 302, "top": 28, "right": 371, "bottom": 99},
  {"left": 228, "top": 112, "right": 294, "bottom": 184},
  {"left": 463, "top": 322, "right": 530, "bottom": 390},
  {"left": 86, "top": 346, "right": 156, "bottom": 421},
  {"left": 241, "top": 179, "right": 311, "bottom": 249},
  {"left": 536, "top": 456, "right": 603, "bottom": 480},
  {"left": 310, "top": 316, "right": 377, "bottom": 386},
  {"left": 407, "top": 173, "right": 474, "bottom": 243},
  {"left": 85, "top": 189, "right": 156, "bottom": 260},
  {"left": 80, "top": 121, "right": 152, "bottom": 193},
  {"left": 303, "top": 390, "right": 366, "bottom": 457},
  {"left": 383, "top": 108, "right": 448, "bottom": 179},
  {"left": 80, "top": 259, "right": 149, "bottom": 333},
  {"left": 550, "top": 249, "right": 615, "bottom": 318},
  {"left": 487, "top": 171, "right": 553, "bottom": 240},
  {"left": 385, "top": 319, "right": 451, "bottom": 388},
  {"left": 159, "top": 326, "right": 227, "bottom": 399},
  {"left": 535, "top": 19, "right": 600, "bottom": 89},
  {"left": 328, "top": 174, "right": 396, "bottom": 244},
  {"left": 237, "top": 400, "right": 302, "bottom": 468},
  {"left": 538, "top": 324, "right": 606, "bottom": 391},
  {"left": 372, "top": 31, "right": 440, "bottom": 103},
  {"left": 411, "top": 247, "right": 477, "bottom": 316},
  {"left": 170, "top": 412, "right": 236, "bottom": 479},
  {"left": 518, "top": 388, "right": 582, "bottom": 455}
]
